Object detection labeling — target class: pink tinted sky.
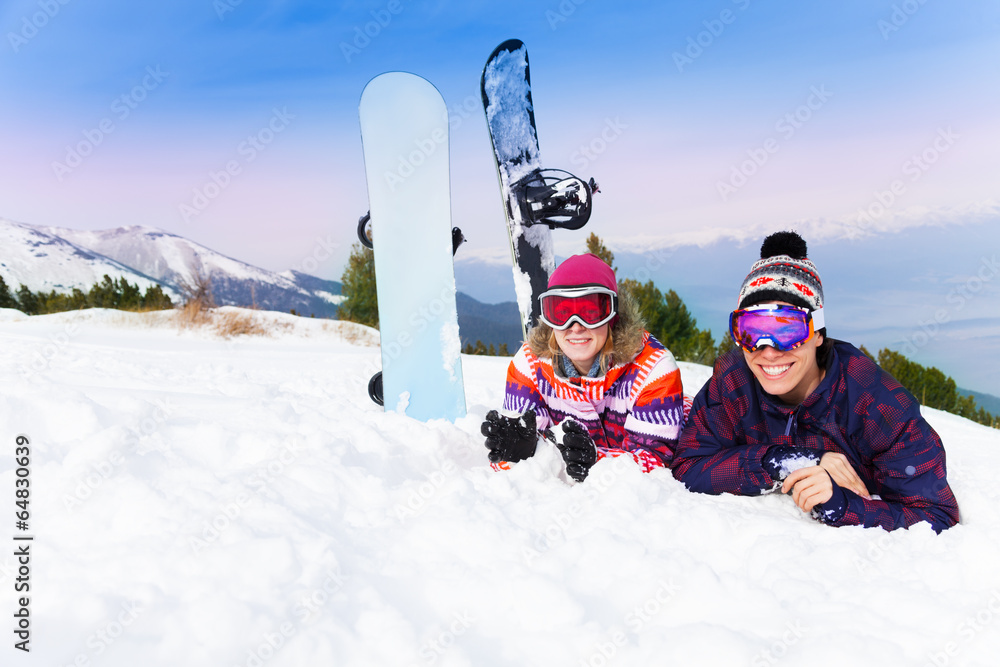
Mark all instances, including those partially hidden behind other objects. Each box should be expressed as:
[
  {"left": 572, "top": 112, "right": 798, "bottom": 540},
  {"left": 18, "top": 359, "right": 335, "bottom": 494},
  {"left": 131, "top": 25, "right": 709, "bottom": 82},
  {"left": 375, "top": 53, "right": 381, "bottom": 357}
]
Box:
[{"left": 0, "top": 1, "right": 997, "bottom": 279}]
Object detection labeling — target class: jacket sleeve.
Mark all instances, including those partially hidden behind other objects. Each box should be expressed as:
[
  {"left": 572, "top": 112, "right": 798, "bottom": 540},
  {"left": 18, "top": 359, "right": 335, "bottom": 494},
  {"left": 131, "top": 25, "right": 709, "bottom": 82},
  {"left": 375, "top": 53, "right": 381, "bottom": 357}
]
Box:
[
  {"left": 614, "top": 352, "right": 686, "bottom": 470},
  {"left": 501, "top": 345, "right": 552, "bottom": 430},
  {"left": 816, "top": 382, "right": 960, "bottom": 532},
  {"left": 490, "top": 345, "right": 550, "bottom": 471},
  {"left": 670, "top": 355, "right": 776, "bottom": 494}
]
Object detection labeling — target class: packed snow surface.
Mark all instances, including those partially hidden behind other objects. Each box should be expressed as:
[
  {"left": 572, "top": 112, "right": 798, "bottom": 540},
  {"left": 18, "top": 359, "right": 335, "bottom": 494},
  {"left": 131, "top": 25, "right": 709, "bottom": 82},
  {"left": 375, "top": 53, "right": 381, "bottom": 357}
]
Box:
[{"left": 1, "top": 309, "right": 999, "bottom": 666}]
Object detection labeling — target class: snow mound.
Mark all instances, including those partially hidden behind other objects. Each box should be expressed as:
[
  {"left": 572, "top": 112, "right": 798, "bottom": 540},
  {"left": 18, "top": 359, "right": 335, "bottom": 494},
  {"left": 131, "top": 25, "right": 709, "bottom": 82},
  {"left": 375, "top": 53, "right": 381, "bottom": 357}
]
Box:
[
  {"left": 0, "top": 307, "right": 28, "bottom": 322},
  {"left": 0, "top": 313, "right": 997, "bottom": 666}
]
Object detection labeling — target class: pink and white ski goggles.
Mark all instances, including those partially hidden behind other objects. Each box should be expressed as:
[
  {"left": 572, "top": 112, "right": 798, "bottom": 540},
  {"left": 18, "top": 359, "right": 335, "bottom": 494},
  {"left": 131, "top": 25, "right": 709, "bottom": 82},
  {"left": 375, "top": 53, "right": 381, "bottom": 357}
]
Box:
[{"left": 539, "top": 286, "right": 617, "bottom": 330}]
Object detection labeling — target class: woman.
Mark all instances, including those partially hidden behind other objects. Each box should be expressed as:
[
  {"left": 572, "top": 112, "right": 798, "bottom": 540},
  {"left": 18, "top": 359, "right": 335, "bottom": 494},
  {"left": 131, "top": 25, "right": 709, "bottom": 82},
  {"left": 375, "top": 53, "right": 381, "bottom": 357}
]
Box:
[
  {"left": 481, "top": 253, "right": 687, "bottom": 481},
  {"left": 671, "top": 231, "right": 959, "bottom": 532}
]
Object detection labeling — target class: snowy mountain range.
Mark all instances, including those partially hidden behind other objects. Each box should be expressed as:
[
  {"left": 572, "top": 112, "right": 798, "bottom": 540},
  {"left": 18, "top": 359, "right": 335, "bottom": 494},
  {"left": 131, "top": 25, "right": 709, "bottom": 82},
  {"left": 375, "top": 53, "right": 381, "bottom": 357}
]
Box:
[
  {"left": 1, "top": 217, "right": 523, "bottom": 349},
  {"left": 1, "top": 218, "right": 342, "bottom": 317}
]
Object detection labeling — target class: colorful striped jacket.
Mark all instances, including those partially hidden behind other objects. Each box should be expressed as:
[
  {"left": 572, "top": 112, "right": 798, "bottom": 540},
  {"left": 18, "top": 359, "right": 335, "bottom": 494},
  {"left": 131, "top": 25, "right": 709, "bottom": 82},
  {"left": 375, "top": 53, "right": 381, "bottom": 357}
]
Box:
[
  {"left": 671, "top": 340, "right": 960, "bottom": 532},
  {"left": 502, "top": 332, "right": 686, "bottom": 471}
]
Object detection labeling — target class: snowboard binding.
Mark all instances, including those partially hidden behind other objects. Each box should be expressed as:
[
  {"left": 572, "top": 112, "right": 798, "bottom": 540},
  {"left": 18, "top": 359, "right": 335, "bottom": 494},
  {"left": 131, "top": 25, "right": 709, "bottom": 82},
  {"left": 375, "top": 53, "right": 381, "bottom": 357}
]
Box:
[
  {"left": 357, "top": 211, "right": 373, "bottom": 248},
  {"left": 514, "top": 169, "right": 598, "bottom": 231},
  {"left": 368, "top": 372, "right": 384, "bottom": 406},
  {"left": 358, "top": 211, "right": 465, "bottom": 256}
]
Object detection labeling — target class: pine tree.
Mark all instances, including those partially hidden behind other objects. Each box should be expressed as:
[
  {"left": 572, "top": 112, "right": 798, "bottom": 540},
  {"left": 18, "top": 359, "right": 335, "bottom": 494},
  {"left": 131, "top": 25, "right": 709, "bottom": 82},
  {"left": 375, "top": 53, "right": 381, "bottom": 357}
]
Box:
[
  {"left": 0, "top": 276, "right": 18, "bottom": 309},
  {"left": 16, "top": 285, "right": 39, "bottom": 315},
  {"left": 585, "top": 232, "right": 616, "bottom": 270},
  {"left": 88, "top": 275, "right": 118, "bottom": 308},
  {"left": 140, "top": 285, "right": 173, "bottom": 310},
  {"left": 716, "top": 331, "right": 736, "bottom": 359},
  {"left": 117, "top": 278, "right": 142, "bottom": 310},
  {"left": 338, "top": 242, "right": 378, "bottom": 328},
  {"left": 876, "top": 348, "right": 998, "bottom": 429}
]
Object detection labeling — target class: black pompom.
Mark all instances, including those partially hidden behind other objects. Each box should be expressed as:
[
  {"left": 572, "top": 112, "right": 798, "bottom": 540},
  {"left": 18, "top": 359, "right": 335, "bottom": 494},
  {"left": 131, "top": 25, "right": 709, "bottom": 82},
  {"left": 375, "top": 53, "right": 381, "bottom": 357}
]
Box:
[{"left": 760, "top": 230, "right": 807, "bottom": 260}]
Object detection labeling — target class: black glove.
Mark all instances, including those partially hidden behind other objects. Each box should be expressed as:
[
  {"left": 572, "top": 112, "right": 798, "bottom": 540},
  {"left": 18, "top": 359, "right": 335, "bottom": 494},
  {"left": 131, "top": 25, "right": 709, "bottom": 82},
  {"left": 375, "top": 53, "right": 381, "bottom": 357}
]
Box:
[
  {"left": 481, "top": 409, "right": 538, "bottom": 464},
  {"left": 556, "top": 419, "right": 598, "bottom": 482}
]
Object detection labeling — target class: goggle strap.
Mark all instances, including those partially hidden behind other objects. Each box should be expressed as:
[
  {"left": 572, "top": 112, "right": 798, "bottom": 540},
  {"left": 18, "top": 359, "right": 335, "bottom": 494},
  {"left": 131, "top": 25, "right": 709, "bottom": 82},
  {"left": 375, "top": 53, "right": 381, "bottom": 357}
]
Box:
[
  {"left": 810, "top": 307, "right": 824, "bottom": 331},
  {"left": 539, "top": 285, "right": 617, "bottom": 300}
]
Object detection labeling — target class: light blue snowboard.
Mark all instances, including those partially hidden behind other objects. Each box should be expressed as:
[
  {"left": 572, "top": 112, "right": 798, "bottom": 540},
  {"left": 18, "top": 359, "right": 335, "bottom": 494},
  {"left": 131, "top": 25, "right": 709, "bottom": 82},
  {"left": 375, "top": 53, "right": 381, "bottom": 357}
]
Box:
[{"left": 359, "top": 72, "right": 466, "bottom": 421}]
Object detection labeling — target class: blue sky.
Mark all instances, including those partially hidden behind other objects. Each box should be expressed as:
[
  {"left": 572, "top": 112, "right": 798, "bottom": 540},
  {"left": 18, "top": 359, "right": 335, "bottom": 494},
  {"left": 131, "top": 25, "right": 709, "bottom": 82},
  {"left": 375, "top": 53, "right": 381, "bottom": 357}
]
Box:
[
  {"left": 2, "top": 1, "right": 999, "bottom": 390},
  {"left": 2, "top": 1, "right": 997, "bottom": 269}
]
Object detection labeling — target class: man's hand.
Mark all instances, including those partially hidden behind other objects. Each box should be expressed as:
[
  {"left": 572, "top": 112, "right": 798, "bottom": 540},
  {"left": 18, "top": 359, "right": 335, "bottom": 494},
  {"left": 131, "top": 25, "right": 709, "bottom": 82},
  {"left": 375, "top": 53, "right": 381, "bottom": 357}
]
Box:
[
  {"left": 782, "top": 466, "right": 834, "bottom": 512},
  {"left": 818, "top": 452, "right": 870, "bottom": 499}
]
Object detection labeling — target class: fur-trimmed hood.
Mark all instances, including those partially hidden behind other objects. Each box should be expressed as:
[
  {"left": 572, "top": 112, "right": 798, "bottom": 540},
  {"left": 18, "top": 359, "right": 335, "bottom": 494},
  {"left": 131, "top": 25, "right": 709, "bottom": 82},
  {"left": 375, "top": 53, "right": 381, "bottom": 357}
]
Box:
[{"left": 525, "top": 288, "right": 647, "bottom": 370}]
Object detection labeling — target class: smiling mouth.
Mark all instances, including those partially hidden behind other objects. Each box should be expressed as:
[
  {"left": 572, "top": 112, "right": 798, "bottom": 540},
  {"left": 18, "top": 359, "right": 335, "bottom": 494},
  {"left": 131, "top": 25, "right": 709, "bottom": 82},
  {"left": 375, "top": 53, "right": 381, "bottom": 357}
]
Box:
[{"left": 760, "top": 364, "right": 791, "bottom": 377}]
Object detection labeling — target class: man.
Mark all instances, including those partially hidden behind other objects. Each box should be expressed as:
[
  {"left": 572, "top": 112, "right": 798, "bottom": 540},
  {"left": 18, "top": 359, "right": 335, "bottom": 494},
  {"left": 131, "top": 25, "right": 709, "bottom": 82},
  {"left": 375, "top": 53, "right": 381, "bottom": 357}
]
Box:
[{"left": 671, "top": 231, "right": 959, "bottom": 532}]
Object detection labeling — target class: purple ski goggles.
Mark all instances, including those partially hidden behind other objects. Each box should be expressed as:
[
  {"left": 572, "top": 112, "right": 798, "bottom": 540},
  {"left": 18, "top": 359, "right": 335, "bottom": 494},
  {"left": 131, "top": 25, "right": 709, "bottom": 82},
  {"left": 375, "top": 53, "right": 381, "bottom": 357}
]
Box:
[{"left": 730, "top": 305, "right": 825, "bottom": 352}]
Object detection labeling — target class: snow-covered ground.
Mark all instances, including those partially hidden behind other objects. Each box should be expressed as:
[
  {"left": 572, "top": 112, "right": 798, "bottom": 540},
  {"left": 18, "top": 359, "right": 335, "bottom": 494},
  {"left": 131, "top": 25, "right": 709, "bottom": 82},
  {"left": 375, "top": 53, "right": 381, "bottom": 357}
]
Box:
[{"left": 1, "top": 308, "right": 998, "bottom": 666}]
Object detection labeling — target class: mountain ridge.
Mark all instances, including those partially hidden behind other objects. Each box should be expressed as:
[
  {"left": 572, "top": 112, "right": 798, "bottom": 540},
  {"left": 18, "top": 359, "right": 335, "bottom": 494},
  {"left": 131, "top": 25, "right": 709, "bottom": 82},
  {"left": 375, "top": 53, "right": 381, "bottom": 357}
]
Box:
[
  {"left": 3, "top": 219, "right": 343, "bottom": 318},
  {"left": 1, "top": 217, "right": 523, "bottom": 350}
]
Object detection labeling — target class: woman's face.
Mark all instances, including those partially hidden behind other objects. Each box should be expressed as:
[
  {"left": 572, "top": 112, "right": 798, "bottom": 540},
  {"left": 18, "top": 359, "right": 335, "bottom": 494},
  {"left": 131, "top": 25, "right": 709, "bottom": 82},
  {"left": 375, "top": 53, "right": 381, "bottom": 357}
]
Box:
[
  {"left": 741, "top": 301, "right": 824, "bottom": 405},
  {"left": 554, "top": 322, "right": 609, "bottom": 375}
]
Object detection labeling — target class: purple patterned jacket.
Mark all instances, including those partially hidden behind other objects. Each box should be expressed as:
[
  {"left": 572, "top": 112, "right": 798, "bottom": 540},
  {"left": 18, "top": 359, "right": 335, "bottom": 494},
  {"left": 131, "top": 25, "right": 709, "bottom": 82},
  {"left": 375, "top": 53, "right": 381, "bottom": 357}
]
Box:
[{"left": 671, "top": 341, "right": 959, "bottom": 532}]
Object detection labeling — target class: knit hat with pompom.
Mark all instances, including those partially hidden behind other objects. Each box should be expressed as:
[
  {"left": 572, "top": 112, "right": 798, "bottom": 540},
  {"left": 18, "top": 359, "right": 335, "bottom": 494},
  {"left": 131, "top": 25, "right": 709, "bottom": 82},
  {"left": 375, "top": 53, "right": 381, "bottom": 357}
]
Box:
[{"left": 737, "top": 231, "right": 823, "bottom": 312}]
